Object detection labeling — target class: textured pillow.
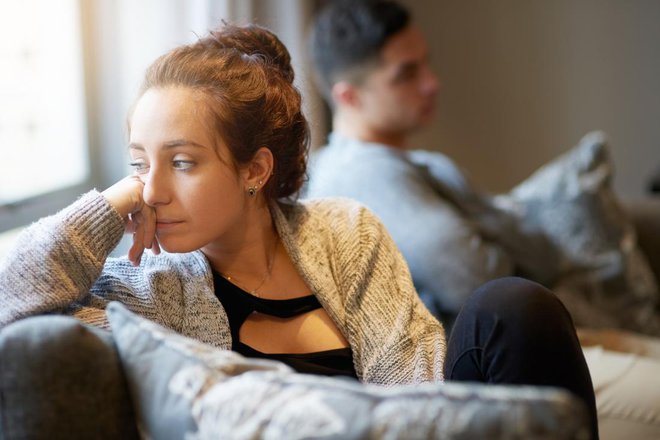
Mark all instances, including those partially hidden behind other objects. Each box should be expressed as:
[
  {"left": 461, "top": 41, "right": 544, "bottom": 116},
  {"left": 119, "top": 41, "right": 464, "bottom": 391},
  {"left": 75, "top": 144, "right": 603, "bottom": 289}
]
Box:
[
  {"left": 494, "top": 131, "right": 660, "bottom": 335},
  {"left": 106, "top": 302, "right": 589, "bottom": 440}
]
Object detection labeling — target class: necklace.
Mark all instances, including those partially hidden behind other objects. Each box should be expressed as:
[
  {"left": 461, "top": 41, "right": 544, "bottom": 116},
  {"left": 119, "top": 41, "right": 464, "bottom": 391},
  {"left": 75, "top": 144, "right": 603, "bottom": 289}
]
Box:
[{"left": 221, "top": 238, "right": 278, "bottom": 297}]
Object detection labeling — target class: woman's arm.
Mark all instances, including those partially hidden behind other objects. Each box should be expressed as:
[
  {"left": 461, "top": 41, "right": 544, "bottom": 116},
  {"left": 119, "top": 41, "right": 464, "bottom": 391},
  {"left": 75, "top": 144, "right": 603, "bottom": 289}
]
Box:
[{"left": 0, "top": 191, "right": 125, "bottom": 327}]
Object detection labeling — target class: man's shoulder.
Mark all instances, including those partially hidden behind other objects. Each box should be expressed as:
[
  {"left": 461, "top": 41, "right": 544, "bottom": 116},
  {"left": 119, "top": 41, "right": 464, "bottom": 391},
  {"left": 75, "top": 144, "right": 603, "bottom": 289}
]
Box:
[
  {"left": 312, "top": 136, "right": 408, "bottom": 168},
  {"left": 407, "top": 149, "right": 470, "bottom": 192},
  {"left": 307, "top": 138, "right": 422, "bottom": 198},
  {"left": 407, "top": 149, "right": 456, "bottom": 168}
]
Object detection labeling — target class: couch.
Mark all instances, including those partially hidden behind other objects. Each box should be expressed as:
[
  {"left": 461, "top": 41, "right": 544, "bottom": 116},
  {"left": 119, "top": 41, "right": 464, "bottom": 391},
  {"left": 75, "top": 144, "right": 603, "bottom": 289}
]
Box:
[
  {"left": 0, "top": 303, "right": 592, "bottom": 440},
  {"left": 577, "top": 196, "right": 660, "bottom": 440}
]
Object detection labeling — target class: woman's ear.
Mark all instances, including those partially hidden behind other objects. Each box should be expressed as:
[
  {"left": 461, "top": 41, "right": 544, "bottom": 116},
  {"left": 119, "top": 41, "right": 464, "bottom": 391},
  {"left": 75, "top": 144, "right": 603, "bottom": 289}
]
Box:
[{"left": 241, "top": 147, "right": 274, "bottom": 193}]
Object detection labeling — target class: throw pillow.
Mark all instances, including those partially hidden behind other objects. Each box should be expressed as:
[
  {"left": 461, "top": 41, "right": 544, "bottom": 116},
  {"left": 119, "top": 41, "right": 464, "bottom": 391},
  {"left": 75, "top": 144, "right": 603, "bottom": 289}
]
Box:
[
  {"left": 494, "top": 131, "right": 660, "bottom": 335},
  {"left": 106, "top": 301, "right": 589, "bottom": 440}
]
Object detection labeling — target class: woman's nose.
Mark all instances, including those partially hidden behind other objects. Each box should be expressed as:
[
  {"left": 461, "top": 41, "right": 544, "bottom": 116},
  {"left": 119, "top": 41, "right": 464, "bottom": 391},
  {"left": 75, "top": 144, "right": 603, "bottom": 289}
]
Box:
[{"left": 141, "top": 168, "right": 170, "bottom": 207}]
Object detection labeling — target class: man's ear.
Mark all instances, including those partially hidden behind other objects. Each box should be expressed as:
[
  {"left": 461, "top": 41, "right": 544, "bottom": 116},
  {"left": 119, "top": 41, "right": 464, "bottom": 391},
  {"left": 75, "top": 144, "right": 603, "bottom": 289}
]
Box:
[
  {"left": 241, "top": 147, "right": 274, "bottom": 191},
  {"left": 331, "top": 80, "right": 361, "bottom": 109}
]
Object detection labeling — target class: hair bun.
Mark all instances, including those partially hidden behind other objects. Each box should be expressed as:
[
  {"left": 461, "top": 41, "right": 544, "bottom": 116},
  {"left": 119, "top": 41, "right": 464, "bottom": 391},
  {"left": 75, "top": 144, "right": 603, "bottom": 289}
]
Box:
[{"left": 206, "top": 24, "right": 295, "bottom": 84}]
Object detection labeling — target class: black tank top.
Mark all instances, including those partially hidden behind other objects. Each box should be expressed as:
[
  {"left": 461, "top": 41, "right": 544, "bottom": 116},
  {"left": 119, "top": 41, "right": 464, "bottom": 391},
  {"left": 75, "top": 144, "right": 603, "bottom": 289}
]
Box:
[{"left": 212, "top": 271, "right": 358, "bottom": 379}]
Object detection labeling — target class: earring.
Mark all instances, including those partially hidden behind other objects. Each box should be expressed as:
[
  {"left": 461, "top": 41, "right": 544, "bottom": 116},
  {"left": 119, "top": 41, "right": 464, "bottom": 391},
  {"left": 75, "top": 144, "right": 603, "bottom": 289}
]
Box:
[{"left": 247, "top": 186, "right": 258, "bottom": 197}]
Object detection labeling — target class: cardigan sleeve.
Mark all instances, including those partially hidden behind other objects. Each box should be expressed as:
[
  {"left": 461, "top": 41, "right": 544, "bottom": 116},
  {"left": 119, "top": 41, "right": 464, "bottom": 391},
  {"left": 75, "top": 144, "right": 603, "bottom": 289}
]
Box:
[
  {"left": 336, "top": 204, "right": 447, "bottom": 385},
  {"left": 0, "top": 191, "right": 126, "bottom": 328}
]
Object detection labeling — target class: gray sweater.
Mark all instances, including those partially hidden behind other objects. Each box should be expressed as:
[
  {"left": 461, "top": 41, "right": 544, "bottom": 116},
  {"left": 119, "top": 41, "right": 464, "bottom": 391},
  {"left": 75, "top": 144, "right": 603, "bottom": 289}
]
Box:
[
  {"left": 0, "top": 191, "right": 445, "bottom": 385},
  {"left": 306, "top": 133, "right": 559, "bottom": 319}
]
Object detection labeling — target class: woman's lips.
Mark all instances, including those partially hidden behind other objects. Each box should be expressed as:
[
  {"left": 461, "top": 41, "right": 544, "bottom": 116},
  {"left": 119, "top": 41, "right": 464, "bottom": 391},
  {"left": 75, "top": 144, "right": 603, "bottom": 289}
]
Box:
[{"left": 155, "top": 220, "right": 183, "bottom": 231}]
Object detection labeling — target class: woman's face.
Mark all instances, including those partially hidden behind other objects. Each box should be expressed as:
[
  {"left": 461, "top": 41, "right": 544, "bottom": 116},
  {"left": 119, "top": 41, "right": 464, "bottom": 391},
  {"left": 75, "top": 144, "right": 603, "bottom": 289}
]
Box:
[{"left": 128, "top": 86, "right": 247, "bottom": 253}]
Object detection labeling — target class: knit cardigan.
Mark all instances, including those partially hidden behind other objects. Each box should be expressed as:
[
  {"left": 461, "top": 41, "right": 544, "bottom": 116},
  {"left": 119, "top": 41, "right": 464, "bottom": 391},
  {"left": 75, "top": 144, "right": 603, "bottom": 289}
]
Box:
[{"left": 0, "top": 191, "right": 445, "bottom": 385}]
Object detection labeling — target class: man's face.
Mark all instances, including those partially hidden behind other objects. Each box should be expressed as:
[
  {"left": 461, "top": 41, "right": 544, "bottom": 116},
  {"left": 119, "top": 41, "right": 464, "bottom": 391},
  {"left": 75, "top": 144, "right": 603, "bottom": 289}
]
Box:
[{"left": 357, "top": 25, "right": 440, "bottom": 137}]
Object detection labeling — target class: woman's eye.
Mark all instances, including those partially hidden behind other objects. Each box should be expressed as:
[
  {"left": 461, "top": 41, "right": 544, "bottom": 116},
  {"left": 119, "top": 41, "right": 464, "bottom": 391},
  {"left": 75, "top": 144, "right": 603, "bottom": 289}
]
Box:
[
  {"left": 173, "top": 160, "right": 194, "bottom": 171},
  {"left": 129, "top": 161, "right": 149, "bottom": 174}
]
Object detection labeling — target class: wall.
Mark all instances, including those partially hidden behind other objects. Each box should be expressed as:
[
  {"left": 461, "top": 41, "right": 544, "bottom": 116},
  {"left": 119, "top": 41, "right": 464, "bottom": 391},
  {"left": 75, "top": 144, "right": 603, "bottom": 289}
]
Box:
[
  {"left": 237, "top": 0, "right": 328, "bottom": 150},
  {"left": 403, "top": 0, "right": 660, "bottom": 196}
]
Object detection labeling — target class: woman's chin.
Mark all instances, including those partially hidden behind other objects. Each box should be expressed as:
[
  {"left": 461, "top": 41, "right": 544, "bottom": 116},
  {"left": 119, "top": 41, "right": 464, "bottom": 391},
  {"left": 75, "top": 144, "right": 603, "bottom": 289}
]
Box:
[{"left": 155, "top": 239, "right": 198, "bottom": 255}]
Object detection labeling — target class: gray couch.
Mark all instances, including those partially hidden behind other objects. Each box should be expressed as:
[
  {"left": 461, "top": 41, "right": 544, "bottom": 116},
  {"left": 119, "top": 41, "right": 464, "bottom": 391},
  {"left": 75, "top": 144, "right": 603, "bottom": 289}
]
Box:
[{"left": 0, "top": 304, "right": 591, "bottom": 440}]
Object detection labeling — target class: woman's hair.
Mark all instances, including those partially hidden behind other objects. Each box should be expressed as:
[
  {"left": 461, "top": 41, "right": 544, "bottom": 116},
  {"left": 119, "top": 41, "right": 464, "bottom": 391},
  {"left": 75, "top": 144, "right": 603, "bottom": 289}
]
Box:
[{"left": 134, "top": 24, "right": 309, "bottom": 200}]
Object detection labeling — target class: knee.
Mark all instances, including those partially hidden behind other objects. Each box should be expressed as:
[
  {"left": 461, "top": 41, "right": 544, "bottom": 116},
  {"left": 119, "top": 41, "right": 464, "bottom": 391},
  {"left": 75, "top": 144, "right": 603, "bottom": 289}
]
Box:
[{"left": 466, "top": 276, "right": 571, "bottom": 325}]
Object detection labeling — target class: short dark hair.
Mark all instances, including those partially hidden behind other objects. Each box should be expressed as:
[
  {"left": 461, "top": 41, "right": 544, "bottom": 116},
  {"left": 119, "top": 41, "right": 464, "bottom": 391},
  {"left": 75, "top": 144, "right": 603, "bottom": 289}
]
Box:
[{"left": 310, "top": 0, "right": 410, "bottom": 101}]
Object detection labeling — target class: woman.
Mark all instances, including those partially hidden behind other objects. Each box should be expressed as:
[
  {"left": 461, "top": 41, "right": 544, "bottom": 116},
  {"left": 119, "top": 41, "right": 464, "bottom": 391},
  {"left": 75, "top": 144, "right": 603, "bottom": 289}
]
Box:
[{"left": 0, "top": 24, "right": 597, "bottom": 436}]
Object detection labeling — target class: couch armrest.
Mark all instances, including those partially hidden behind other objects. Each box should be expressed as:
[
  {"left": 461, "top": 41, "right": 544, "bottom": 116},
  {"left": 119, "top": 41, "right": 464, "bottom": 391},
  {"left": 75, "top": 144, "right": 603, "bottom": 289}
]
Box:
[
  {"left": 0, "top": 316, "right": 140, "bottom": 439},
  {"left": 624, "top": 197, "right": 660, "bottom": 284}
]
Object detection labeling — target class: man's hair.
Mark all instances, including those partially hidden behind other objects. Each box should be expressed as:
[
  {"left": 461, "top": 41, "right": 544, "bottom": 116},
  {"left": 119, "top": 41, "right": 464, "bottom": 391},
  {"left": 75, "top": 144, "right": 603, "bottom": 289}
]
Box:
[{"left": 310, "top": 0, "right": 410, "bottom": 102}]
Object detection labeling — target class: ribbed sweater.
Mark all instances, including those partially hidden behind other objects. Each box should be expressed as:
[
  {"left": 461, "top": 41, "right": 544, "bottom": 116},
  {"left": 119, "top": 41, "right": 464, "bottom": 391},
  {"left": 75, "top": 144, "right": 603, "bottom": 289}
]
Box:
[{"left": 0, "top": 191, "right": 445, "bottom": 385}]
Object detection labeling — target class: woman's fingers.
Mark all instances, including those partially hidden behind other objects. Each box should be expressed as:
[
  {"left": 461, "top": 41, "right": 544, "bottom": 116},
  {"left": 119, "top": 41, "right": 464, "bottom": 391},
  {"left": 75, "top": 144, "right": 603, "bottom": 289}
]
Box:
[
  {"left": 128, "top": 212, "right": 145, "bottom": 266},
  {"left": 103, "top": 175, "right": 160, "bottom": 265},
  {"left": 127, "top": 204, "right": 158, "bottom": 266},
  {"left": 141, "top": 204, "right": 157, "bottom": 250},
  {"left": 128, "top": 234, "right": 144, "bottom": 266},
  {"left": 151, "top": 237, "right": 162, "bottom": 256}
]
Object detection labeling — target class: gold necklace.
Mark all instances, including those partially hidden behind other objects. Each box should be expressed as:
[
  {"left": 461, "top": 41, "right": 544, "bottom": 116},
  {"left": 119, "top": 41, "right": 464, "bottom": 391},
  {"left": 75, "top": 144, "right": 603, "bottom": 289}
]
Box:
[{"left": 221, "top": 238, "right": 278, "bottom": 297}]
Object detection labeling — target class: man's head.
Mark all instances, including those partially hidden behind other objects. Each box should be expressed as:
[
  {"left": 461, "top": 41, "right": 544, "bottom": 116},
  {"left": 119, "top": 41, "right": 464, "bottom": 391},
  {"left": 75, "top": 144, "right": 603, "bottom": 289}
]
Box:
[{"left": 311, "top": 0, "right": 440, "bottom": 145}]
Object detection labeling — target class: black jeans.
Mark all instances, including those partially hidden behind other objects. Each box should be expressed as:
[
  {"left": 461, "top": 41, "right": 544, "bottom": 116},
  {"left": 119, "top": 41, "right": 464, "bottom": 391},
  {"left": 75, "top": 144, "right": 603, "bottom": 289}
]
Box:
[{"left": 445, "top": 277, "right": 599, "bottom": 439}]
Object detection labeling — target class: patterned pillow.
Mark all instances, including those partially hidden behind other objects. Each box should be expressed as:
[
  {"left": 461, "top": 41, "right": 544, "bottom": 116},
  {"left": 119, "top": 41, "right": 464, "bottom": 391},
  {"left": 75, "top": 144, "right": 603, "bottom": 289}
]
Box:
[
  {"left": 494, "top": 131, "right": 660, "bottom": 334},
  {"left": 106, "top": 302, "right": 589, "bottom": 439}
]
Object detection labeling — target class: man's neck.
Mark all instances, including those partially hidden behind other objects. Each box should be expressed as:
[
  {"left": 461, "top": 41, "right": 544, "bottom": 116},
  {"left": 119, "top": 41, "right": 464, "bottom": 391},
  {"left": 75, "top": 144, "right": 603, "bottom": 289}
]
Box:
[{"left": 333, "top": 113, "right": 408, "bottom": 149}]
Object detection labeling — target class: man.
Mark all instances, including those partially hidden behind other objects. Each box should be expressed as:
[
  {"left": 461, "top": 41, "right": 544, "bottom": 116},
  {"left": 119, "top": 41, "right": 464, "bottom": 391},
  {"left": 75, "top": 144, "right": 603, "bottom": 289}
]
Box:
[
  {"left": 306, "top": 0, "right": 557, "bottom": 326},
  {"left": 306, "top": 3, "right": 660, "bottom": 438}
]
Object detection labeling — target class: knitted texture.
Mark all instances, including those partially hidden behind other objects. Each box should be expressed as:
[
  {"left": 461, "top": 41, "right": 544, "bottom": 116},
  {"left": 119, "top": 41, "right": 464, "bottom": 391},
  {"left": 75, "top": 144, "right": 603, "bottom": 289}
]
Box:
[{"left": 0, "top": 191, "right": 445, "bottom": 385}]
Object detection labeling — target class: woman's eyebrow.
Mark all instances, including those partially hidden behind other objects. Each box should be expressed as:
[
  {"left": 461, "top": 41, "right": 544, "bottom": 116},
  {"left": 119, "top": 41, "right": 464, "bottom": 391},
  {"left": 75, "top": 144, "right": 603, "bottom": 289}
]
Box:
[
  {"left": 162, "top": 139, "right": 208, "bottom": 149},
  {"left": 127, "top": 139, "right": 208, "bottom": 151}
]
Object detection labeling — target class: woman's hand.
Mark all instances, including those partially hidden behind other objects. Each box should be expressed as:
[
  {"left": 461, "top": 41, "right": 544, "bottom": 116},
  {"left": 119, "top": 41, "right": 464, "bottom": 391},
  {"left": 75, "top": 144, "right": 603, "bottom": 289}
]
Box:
[{"left": 102, "top": 176, "right": 161, "bottom": 266}]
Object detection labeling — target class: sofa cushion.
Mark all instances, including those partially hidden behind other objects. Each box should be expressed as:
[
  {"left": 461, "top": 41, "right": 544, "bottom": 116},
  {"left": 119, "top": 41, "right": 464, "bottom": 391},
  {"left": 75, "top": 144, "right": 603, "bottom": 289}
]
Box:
[
  {"left": 106, "top": 302, "right": 291, "bottom": 439},
  {"left": 106, "top": 301, "right": 589, "bottom": 440},
  {"left": 493, "top": 131, "right": 660, "bottom": 335},
  {"left": 0, "top": 315, "right": 139, "bottom": 440}
]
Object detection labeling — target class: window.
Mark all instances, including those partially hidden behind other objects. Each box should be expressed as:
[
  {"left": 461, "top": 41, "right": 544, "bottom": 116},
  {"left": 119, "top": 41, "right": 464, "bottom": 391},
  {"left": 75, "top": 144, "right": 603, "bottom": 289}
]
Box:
[
  {"left": 0, "top": 0, "right": 320, "bottom": 259},
  {"left": 0, "top": 0, "right": 91, "bottom": 233}
]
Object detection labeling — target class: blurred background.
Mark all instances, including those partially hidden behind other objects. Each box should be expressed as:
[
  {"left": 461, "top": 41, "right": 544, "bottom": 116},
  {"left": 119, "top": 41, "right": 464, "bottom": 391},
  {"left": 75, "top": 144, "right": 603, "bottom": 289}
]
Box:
[{"left": 1, "top": 0, "right": 659, "bottom": 257}]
